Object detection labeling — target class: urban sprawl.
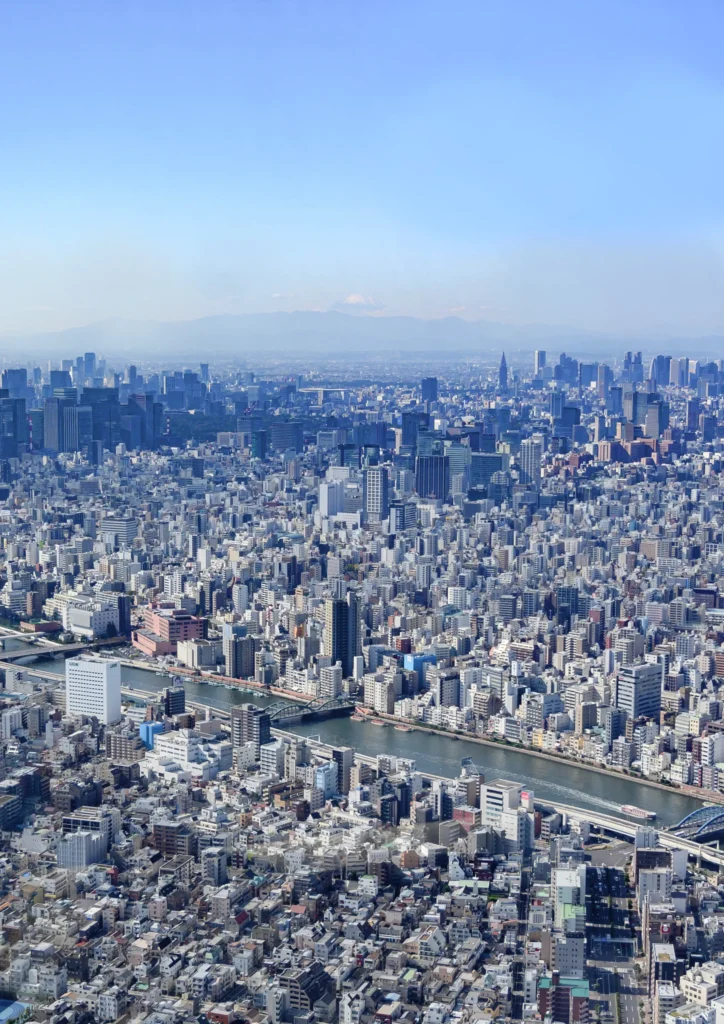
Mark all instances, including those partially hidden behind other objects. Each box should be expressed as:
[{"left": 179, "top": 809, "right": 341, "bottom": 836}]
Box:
[{"left": 0, "top": 348, "right": 722, "bottom": 1024}]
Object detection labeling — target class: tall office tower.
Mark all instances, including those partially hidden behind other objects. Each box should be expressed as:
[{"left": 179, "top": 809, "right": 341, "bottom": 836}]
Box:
[
  {"left": 534, "top": 350, "right": 546, "bottom": 376},
  {"left": 388, "top": 501, "right": 417, "bottom": 533},
  {"left": 498, "top": 352, "right": 508, "bottom": 392},
  {"left": 43, "top": 397, "right": 67, "bottom": 452},
  {"left": 400, "top": 409, "right": 429, "bottom": 450},
  {"left": 200, "top": 362, "right": 209, "bottom": 383},
  {"left": 50, "top": 369, "right": 72, "bottom": 390},
  {"left": 669, "top": 357, "right": 687, "bottom": 387},
  {"left": 230, "top": 704, "right": 271, "bottom": 758},
  {"left": 65, "top": 657, "right": 121, "bottom": 725},
  {"left": 62, "top": 405, "right": 93, "bottom": 453},
  {"left": 645, "top": 399, "right": 669, "bottom": 439},
  {"left": 648, "top": 354, "right": 671, "bottom": 387},
  {"left": 251, "top": 430, "right": 268, "bottom": 459},
  {"left": 622, "top": 350, "right": 644, "bottom": 383},
  {"left": 163, "top": 684, "right": 186, "bottom": 717},
  {"left": 607, "top": 385, "right": 623, "bottom": 416},
  {"left": 615, "top": 662, "right": 662, "bottom": 721},
  {"left": 597, "top": 363, "right": 613, "bottom": 400},
  {"left": 421, "top": 376, "right": 438, "bottom": 404},
  {"left": 519, "top": 438, "right": 542, "bottom": 486},
  {"left": 578, "top": 362, "right": 598, "bottom": 388},
  {"left": 84, "top": 352, "right": 96, "bottom": 379},
  {"left": 623, "top": 390, "right": 648, "bottom": 426},
  {"left": 1, "top": 368, "right": 28, "bottom": 397},
  {"left": 415, "top": 454, "right": 450, "bottom": 499},
  {"left": 324, "top": 592, "right": 361, "bottom": 678},
  {"left": 0, "top": 397, "right": 28, "bottom": 458},
  {"left": 363, "top": 466, "right": 389, "bottom": 522},
  {"left": 686, "top": 398, "right": 700, "bottom": 433}
]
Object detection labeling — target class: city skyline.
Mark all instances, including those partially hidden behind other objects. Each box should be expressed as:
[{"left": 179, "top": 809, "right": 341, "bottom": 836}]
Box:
[{"left": 1, "top": 1, "right": 723, "bottom": 338}]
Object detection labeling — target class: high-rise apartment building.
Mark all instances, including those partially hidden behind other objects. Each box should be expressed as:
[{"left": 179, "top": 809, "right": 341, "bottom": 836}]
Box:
[
  {"left": 230, "top": 704, "right": 271, "bottom": 758},
  {"left": 363, "top": 466, "right": 389, "bottom": 522},
  {"left": 519, "top": 438, "right": 542, "bottom": 486}
]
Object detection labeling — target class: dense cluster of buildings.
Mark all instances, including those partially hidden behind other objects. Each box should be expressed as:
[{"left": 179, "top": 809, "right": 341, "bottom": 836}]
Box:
[{"left": 0, "top": 346, "right": 723, "bottom": 1020}]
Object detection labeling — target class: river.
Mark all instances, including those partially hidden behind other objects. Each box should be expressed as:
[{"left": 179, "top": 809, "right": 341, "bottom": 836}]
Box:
[{"left": 12, "top": 645, "right": 704, "bottom": 828}]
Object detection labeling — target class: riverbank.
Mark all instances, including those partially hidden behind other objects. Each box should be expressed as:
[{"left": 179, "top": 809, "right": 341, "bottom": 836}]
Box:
[
  {"left": 360, "top": 710, "right": 724, "bottom": 807},
  {"left": 125, "top": 660, "right": 319, "bottom": 706},
  {"left": 113, "top": 657, "right": 710, "bottom": 820}
]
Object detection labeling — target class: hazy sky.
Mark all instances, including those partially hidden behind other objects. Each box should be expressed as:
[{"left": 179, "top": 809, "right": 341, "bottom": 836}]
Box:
[{"left": 2, "top": 0, "right": 723, "bottom": 336}]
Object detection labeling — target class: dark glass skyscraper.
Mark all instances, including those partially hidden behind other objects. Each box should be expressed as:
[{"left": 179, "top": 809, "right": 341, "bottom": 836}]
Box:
[
  {"left": 421, "top": 376, "right": 438, "bottom": 404},
  {"left": 499, "top": 352, "right": 508, "bottom": 392},
  {"left": 415, "top": 454, "right": 450, "bottom": 500},
  {"left": 324, "top": 592, "right": 362, "bottom": 677}
]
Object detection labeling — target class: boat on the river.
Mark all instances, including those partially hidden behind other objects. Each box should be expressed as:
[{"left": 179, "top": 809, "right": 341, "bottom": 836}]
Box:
[
  {"left": 620, "top": 804, "right": 656, "bottom": 820},
  {"left": 394, "top": 725, "right": 412, "bottom": 732}
]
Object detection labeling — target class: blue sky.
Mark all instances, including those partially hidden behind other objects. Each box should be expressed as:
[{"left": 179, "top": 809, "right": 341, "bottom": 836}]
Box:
[{"left": 1, "top": 0, "right": 723, "bottom": 335}]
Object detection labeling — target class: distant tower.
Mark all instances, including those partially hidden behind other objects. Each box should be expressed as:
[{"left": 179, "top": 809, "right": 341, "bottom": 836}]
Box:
[
  {"left": 534, "top": 350, "right": 546, "bottom": 376},
  {"left": 421, "top": 377, "right": 438, "bottom": 405},
  {"left": 499, "top": 353, "right": 508, "bottom": 392},
  {"left": 519, "top": 438, "right": 542, "bottom": 487}
]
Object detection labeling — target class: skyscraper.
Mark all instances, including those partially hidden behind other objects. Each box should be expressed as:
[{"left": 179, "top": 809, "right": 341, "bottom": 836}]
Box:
[
  {"left": 415, "top": 454, "right": 450, "bottom": 499},
  {"left": 401, "top": 409, "right": 429, "bottom": 449},
  {"left": 498, "top": 352, "right": 508, "bottom": 392},
  {"left": 65, "top": 657, "right": 121, "bottom": 725},
  {"left": 324, "top": 592, "right": 361, "bottom": 677},
  {"left": 62, "top": 404, "right": 93, "bottom": 452},
  {"left": 421, "top": 376, "right": 438, "bottom": 404},
  {"left": 534, "top": 350, "right": 546, "bottom": 376},
  {"left": 686, "top": 398, "right": 700, "bottom": 433},
  {"left": 519, "top": 438, "right": 542, "bottom": 486},
  {"left": 597, "top": 363, "right": 613, "bottom": 401},
  {"left": 363, "top": 466, "right": 389, "bottom": 522},
  {"left": 615, "top": 663, "right": 662, "bottom": 720}
]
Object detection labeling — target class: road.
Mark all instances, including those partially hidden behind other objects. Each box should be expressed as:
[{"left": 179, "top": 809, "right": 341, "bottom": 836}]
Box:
[{"left": 587, "top": 855, "right": 644, "bottom": 1024}]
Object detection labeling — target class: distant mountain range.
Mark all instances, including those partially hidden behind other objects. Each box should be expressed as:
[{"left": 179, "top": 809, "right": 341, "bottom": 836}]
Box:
[{"left": 2, "top": 311, "right": 722, "bottom": 362}]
